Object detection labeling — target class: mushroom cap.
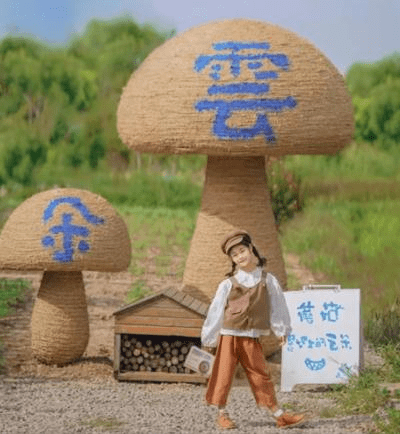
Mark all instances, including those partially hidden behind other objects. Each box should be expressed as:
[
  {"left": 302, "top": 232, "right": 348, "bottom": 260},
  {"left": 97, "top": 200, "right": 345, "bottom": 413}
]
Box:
[
  {"left": 0, "top": 188, "right": 131, "bottom": 271},
  {"left": 117, "top": 18, "right": 354, "bottom": 157}
]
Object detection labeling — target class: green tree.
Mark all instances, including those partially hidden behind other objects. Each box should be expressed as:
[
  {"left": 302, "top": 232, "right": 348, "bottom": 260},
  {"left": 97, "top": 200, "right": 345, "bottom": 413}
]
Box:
[
  {"left": 346, "top": 53, "right": 400, "bottom": 148},
  {"left": 0, "top": 16, "right": 171, "bottom": 183},
  {"left": 0, "top": 129, "right": 47, "bottom": 186}
]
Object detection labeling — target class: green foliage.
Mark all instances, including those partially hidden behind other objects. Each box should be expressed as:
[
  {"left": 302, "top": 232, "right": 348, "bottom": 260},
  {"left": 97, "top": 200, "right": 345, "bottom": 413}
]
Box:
[
  {"left": 282, "top": 197, "right": 400, "bottom": 315},
  {"left": 323, "top": 342, "right": 400, "bottom": 432},
  {"left": 118, "top": 205, "right": 196, "bottom": 279},
  {"left": 125, "top": 280, "right": 152, "bottom": 304},
  {"left": 285, "top": 142, "right": 400, "bottom": 184},
  {"left": 365, "top": 305, "right": 400, "bottom": 348},
  {"left": 68, "top": 17, "right": 167, "bottom": 90},
  {"left": 44, "top": 168, "right": 202, "bottom": 210},
  {"left": 326, "top": 368, "right": 389, "bottom": 417},
  {"left": 346, "top": 53, "right": 400, "bottom": 149},
  {"left": 380, "top": 344, "right": 400, "bottom": 381},
  {"left": 0, "top": 16, "right": 169, "bottom": 185},
  {"left": 347, "top": 54, "right": 400, "bottom": 97},
  {"left": 281, "top": 142, "right": 400, "bottom": 318},
  {"left": 375, "top": 408, "right": 400, "bottom": 434},
  {"left": 0, "top": 129, "right": 47, "bottom": 186},
  {"left": 0, "top": 278, "right": 31, "bottom": 318},
  {"left": 267, "top": 158, "right": 303, "bottom": 225}
]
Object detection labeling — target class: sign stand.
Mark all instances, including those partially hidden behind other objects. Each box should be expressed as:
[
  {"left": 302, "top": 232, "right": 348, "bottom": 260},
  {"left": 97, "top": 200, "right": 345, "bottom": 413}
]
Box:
[{"left": 281, "top": 285, "right": 362, "bottom": 392}]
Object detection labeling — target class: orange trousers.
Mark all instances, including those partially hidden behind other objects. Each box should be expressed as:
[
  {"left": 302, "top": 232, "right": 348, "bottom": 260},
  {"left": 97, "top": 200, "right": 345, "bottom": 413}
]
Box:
[{"left": 205, "top": 335, "right": 278, "bottom": 409}]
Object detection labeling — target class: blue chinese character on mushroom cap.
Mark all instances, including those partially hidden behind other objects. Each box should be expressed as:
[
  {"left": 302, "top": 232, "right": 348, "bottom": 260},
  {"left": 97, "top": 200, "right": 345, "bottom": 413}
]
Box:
[
  {"left": 194, "top": 41, "right": 297, "bottom": 142},
  {"left": 41, "top": 197, "right": 105, "bottom": 263}
]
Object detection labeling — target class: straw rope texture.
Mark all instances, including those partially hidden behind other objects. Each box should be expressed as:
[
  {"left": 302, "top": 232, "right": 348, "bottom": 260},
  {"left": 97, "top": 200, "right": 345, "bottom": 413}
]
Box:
[
  {"left": 182, "top": 156, "right": 286, "bottom": 302},
  {"left": 260, "top": 334, "right": 281, "bottom": 358},
  {"left": 0, "top": 188, "right": 131, "bottom": 271},
  {"left": 117, "top": 18, "right": 354, "bottom": 156},
  {"left": 31, "top": 271, "right": 89, "bottom": 365}
]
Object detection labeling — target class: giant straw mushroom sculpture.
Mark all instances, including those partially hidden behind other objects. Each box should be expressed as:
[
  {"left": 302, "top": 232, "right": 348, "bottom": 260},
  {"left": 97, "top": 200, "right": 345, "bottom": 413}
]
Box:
[
  {"left": 117, "top": 19, "right": 353, "bottom": 302},
  {"left": 0, "top": 188, "right": 131, "bottom": 365}
]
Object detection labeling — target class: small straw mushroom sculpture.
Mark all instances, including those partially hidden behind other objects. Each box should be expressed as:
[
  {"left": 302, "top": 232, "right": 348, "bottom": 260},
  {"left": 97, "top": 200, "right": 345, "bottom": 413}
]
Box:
[
  {"left": 0, "top": 188, "right": 131, "bottom": 365},
  {"left": 117, "top": 19, "right": 353, "bottom": 302}
]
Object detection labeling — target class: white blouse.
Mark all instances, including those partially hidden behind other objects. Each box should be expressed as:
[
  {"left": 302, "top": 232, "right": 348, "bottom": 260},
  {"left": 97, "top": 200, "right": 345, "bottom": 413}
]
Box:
[{"left": 201, "top": 267, "right": 292, "bottom": 347}]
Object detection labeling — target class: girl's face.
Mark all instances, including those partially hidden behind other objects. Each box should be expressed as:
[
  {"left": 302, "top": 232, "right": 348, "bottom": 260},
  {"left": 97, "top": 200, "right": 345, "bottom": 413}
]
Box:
[{"left": 229, "top": 244, "right": 257, "bottom": 272}]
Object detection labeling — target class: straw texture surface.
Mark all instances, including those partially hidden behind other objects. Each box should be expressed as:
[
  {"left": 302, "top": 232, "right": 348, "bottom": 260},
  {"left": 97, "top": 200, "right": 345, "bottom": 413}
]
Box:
[
  {"left": 31, "top": 271, "right": 89, "bottom": 365},
  {"left": 118, "top": 18, "right": 353, "bottom": 156},
  {"left": 0, "top": 188, "right": 131, "bottom": 271},
  {"left": 260, "top": 335, "right": 281, "bottom": 358},
  {"left": 182, "top": 156, "right": 286, "bottom": 301}
]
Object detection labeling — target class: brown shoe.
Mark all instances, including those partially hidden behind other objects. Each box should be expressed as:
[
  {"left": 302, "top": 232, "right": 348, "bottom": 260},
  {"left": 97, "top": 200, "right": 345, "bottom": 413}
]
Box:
[
  {"left": 276, "top": 412, "right": 305, "bottom": 429},
  {"left": 216, "top": 412, "right": 237, "bottom": 430}
]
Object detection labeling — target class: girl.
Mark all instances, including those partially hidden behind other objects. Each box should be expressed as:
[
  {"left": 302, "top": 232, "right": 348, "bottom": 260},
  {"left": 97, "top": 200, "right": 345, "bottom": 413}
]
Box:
[{"left": 201, "top": 230, "right": 305, "bottom": 430}]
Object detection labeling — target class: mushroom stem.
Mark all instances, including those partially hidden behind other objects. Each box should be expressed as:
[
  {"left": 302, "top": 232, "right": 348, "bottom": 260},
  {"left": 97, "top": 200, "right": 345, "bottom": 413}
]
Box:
[
  {"left": 182, "top": 155, "right": 287, "bottom": 302},
  {"left": 31, "top": 270, "right": 89, "bottom": 365}
]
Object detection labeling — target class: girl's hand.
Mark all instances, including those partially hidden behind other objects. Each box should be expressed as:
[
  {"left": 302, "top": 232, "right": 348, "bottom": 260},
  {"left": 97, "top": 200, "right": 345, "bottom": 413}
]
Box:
[
  {"left": 278, "top": 336, "right": 287, "bottom": 347},
  {"left": 202, "top": 346, "right": 216, "bottom": 355}
]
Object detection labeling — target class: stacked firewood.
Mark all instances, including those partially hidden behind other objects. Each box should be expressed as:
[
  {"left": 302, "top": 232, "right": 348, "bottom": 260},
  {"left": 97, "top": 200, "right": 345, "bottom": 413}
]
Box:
[{"left": 120, "top": 335, "right": 197, "bottom": 374}]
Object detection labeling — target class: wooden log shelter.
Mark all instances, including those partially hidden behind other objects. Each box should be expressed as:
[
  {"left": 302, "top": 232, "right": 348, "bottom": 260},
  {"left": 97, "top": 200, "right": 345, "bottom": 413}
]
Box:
[{"left": 113, "top": 288, "right": 209, "bottom": 383}]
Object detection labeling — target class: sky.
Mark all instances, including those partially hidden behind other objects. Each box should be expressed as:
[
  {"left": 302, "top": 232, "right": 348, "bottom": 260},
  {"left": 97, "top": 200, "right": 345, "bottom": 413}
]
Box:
[{"left": 1, "top": 0, "right": 399, "bottom": 74}]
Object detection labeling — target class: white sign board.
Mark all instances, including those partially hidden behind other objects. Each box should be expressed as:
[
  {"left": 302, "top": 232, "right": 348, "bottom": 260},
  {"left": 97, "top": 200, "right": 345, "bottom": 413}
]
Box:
[{"left": 281, "top": 286, "right": 361, "bottom": 392}]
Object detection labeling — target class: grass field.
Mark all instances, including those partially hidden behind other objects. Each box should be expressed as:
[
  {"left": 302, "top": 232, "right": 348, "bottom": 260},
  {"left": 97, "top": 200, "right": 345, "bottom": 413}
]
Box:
[
  {"left": 117, "top": 205, "right": 197, "bottom": 280},
  {"left": 282, "top": 142, "right": 400, "bottom": 318}
]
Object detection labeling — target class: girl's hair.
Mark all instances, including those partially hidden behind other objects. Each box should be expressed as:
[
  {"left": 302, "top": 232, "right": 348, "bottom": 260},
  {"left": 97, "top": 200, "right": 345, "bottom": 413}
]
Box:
[{"left": 225, "top": 235, "right": 267, "bottom": 277}]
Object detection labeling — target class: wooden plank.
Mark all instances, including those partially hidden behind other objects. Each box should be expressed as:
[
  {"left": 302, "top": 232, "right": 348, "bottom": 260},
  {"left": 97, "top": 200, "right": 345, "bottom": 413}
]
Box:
[
  {"left": 138, "top": 297, "right": 182, "bottom": 310},
  {"left": 116, "top": 296, "right": 177, "bottom": 315},
  {"left": 116, "top": 306, "right": 203, "bottom": 323},
  {"left": 114, "top": 334, "right": 121, "bottom": 376},
  {"left": 188, "top": 299, "right": 210, "bottom": 317},
  {"left": 115, "top": 324, "right": 201, "bottom": 337},
  {"left": 117, "top": 371, "right": 206, "bottom": 384},
  {"left": 163, "top": 287, "right": 177, "bottom": 298},
  {"left": 198, "top": 304, "right": 209, "bottom": 316},
  {"left": 170, "top": 290, "right": 185, "bottom": 303},
  {"left": 117, "top": 316, "right": 204, "bottom": 328},
  {"left": 181, "top": 294, "right": 195, "bottom": 309},
  {"left": 115, "top": 296, "right": 207, "bottom": 320},
  {"left": 188, "top": 298, "right": 203, "bottom": 312},
  {"left": 115, "top": 294, "right": 163, "bottom": 315}
]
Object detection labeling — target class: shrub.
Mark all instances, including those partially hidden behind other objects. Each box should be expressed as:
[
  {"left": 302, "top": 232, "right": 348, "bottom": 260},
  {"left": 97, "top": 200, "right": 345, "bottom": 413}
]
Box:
[
  {"left": 0, "top": 131, "right": 47, "bottom": 186},
  {"left": 267, "top": 158, "right": 303, "bottom": 225},
  {"left": 365, "top": 302, "right": 400, "bottom": 347}
]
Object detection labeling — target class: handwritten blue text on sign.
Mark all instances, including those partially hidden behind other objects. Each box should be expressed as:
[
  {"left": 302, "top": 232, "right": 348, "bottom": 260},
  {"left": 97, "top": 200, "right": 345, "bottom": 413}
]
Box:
[{"left": 281, "top": 289, "right": 361, "bottom": 392}]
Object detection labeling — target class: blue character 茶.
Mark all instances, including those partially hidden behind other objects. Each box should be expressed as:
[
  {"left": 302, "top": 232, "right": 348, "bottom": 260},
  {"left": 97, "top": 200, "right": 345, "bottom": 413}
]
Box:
[
  {"left": 194, "top": 41, "right": 297, "bottom": 142},
  {"left": 41, "top": 196, "right": 105, "bottom": 263},
  {"left": 340, "top": 334, "right": 352, "bottom": 350}
]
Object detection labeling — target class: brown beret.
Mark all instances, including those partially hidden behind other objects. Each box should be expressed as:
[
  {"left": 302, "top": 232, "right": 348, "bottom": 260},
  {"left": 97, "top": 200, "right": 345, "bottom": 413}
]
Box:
[{"left": 221, "top": 230, "right": 251, "bottom": 255}]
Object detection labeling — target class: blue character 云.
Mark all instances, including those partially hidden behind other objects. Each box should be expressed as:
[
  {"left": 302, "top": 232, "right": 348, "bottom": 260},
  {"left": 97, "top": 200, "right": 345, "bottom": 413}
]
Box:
[{"left": 194, "top": 41, "right": 297, "bottom": 142}]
